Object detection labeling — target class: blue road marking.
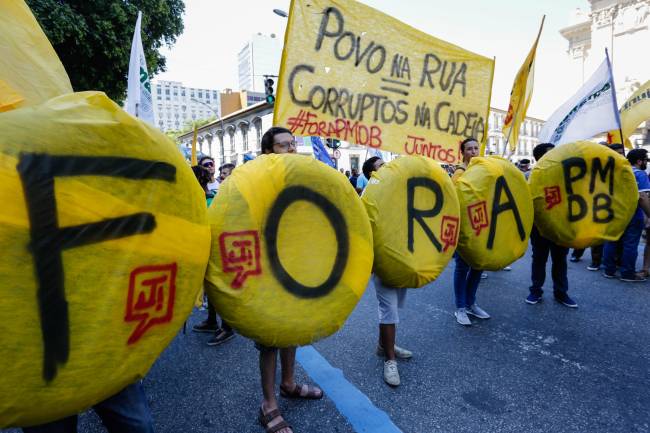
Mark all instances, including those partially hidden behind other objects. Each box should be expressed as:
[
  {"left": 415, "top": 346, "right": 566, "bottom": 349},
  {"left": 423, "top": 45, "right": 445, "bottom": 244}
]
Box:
[{"left": 296, "top": 346, "right": 403, "bottom": 433}]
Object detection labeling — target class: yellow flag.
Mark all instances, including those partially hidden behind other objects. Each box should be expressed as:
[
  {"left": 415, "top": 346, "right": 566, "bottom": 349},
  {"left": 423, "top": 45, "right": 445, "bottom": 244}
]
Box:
[
  {"left": 607, "top": 80, "right": 650, "bottom": 149},
  {"left": 275, "top": 0, "right": 494, "bottom": 166},
  {"left": 0, "top": 0, "right": 72, "bottom": 111},
  {"left": 191, "top": 124, "right": 198, "bottom": 165},
  {"left": 501, "top": 16, "right": 545, "bottom": 153}
]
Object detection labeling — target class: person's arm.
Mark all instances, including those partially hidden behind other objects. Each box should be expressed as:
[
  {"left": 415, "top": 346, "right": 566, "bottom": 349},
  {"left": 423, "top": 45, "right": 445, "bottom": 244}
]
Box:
[{"left": 639, "top": 191, "right": 650, "bottom": 218}]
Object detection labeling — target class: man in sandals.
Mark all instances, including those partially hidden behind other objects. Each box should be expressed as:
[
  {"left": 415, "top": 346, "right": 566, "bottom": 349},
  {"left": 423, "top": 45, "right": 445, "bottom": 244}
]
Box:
[
  {"left": 361, "top": 157, "right": 413, "bottom": 387},
  {"left": 257, "top": 127, "right": 324, "bottom": 433}
]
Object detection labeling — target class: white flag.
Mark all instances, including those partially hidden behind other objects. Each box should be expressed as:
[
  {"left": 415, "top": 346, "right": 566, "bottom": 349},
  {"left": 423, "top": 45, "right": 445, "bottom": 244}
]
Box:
[
  {"left": 126, "top": 11, "right": 154, "bottom": 124},
  {"left": 539, "top": 55, "right": 620, "bottom": 145}
]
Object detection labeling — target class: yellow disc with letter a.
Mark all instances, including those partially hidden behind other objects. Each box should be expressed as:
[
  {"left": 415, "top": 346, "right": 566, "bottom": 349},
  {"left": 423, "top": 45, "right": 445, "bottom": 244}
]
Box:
[
  {"left": 529, "top": 141, "right": 637, "bottom": 248},
  {"left": 205, "top": 154, "right": 373, "bottom": 348},
  {"left": 0, "top": 92, "right": 210, "bottom": 428},
  {"left": 362, "top": 156, "right": 460, "bottom": 288},
  {"left": 456, "top": 156, "right": 533, "bottom": 270}
]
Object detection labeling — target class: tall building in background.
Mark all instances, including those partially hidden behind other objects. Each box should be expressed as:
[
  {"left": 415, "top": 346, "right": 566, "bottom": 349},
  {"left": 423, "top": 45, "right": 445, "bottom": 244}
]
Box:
[
  {"left": 151, "top": 80, "right": 220, "bottom": 132},
  {"left": 560, "top": 0, "right": 649, "bottom": 144},
  {"left": 238, "top": 33, "right": 283, "bottom": 92}
]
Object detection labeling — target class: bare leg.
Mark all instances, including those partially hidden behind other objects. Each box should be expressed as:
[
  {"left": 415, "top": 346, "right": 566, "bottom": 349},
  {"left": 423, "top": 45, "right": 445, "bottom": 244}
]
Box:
[
  {"left": 260, "top": 347, "right": 278, "bottom": 409},
  {"left": 260, "top": 347, "right": 293, "bottom": 433},
  {"left": 379, "top": 324, "right": 396, "bottom": 360},
  {"left": 279, "top": 347, "right": 296, "bottom": 390}
]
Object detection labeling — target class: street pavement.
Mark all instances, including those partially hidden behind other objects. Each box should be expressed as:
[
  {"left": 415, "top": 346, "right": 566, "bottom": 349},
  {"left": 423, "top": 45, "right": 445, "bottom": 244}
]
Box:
[{"left": 4, "top": 247, "right": 650, "bottom": 433}]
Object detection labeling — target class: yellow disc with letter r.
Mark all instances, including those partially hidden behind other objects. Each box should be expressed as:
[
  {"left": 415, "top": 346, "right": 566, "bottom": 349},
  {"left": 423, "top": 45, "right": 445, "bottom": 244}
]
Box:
[{"left": 362, "top": 156, "right": 460, "bottom": 288}]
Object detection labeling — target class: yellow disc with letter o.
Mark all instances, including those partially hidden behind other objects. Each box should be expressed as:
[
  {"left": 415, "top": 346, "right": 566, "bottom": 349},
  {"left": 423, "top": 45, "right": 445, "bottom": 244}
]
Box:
[
  {"left": 362, "top": 156, "right": 460, "bottom": 288},
  {"left": 456, "top": 156, "right": 533, "bottom": 270},
  {"left": 529, "top": 141, "right": 637, "bottom": 248},
  {"left": 0, "top": 92, "right": 210, "bottom": 428},
  {"left": 205, "top": 154, "right": 373, "bottom": 348}
]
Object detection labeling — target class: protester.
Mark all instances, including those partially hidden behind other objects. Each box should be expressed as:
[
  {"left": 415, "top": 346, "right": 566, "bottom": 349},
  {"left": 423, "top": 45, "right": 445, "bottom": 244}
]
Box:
[
  {"left": 518, "top": 158, "right": 531, "bottom": 174},
  {"left": 526, "top": 143, "right": 577, "bottom": 307},
  {"left": 257, "top": 127, "right": 323, "bottom": 433},
  {"left": 191, "top": 165, "right": 215, "bottom": 205},
  {"left": 348, "top": 168, "right": 359, "bottom": 190},
  {"left": 21, "top": 383, "right": 154, "bottom": 433},
  {"left": 219, "top": 162, "right": 235, "bottom": 183},
  {"left": 357, "top": 157, "right": 382, "bottom": 194},
  {"left": 452, "top": 138, "right": 490, "bottom": 325},
  {"left": 359, "top": 156, "right": 412, "bottom": 386},
  {"left": 191, "top": 165, "right": 235, "bottom": 346},
  {"left": 199, "top": 156, "right": 220, "bottom": 193},
  {"left": 603, "top": 148, "right": 650, "bottom": 282},
  {"left": 345, "top": 170, "right": 351, "bottom": 178}
]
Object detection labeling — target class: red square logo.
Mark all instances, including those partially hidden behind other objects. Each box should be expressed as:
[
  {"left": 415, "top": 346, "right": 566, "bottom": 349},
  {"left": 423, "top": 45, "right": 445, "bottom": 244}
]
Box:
[
  {"left": 467, "top": 201, "right": 489, "bottom": 236},
  {"left": 544, "top": 186, "right": 562, "bottom": 210},
  {"left": 219, "top": 230, "right": 261, "bottom": 288},
  {"left": 125, "top": 263, "right": 177, "bottom": 345},
  {"left": 440, "top": 216, "right": 459, "bottom": 252}
]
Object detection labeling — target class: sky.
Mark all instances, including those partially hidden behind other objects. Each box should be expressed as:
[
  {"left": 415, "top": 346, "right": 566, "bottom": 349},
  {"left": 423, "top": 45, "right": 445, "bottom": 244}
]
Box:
[{"left": 156, "top": 0, "right": 591, "bottom": 120}]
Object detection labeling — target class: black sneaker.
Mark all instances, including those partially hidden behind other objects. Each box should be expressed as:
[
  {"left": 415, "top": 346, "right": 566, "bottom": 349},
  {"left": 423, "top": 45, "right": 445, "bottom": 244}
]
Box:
[
  {"left": 586, "top": 263, "right": 600, "bottom": 271},
  {"left": 192, "top": 320, "right": 219, "bottom": 333},
  {"left": 525, "top": 293, "right": 542, "bottom": 304},
  {"left": 569, "top": 256, "right": 580, "bottom": 263},
  {"left": 554, "top": 293, "right": 578, "bottom": 308},
  {"left": 207, "top": 329, "right": 235, "bottom": 346},
  {"left": 620, "top": 275, "right": 646, "bottom": 283},
  {"left": 602, "top": 272, "right": 617, "bottom": 279}
]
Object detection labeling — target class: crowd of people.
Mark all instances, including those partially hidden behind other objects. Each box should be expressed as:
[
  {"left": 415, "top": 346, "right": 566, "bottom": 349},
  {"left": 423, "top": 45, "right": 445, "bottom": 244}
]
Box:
[{"left": 21, "top": 127, "right": 649, "bottom": 433}]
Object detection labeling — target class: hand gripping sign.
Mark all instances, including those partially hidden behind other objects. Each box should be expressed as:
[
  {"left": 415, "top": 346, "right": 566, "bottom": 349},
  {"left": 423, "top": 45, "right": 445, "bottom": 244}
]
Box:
[
  {"left": 0, "top": 92, "right": 210, "bottom": 428},
  {"left": 529, "top": 141, "right": 637, "bottom": 248},
  {"left": 362, "top": 156, "right": 460, "bottom": 288},
  {"left": 455, "top": 157, "right": 534, "bottom": 270},
  {"left": 205, "top": 154, "right": 373, "bottom": 348}
]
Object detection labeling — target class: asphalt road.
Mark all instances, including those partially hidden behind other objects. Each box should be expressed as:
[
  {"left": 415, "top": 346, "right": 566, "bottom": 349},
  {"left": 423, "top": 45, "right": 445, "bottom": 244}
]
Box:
[{"left": 4, "top": 247, "right": 650, "bottom": 433}]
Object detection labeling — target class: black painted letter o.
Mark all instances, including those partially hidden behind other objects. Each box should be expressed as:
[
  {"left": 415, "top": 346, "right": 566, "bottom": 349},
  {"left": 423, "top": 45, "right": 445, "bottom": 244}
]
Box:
[{"left": 265, "top": 186, "right": 349, "bottom": 299}]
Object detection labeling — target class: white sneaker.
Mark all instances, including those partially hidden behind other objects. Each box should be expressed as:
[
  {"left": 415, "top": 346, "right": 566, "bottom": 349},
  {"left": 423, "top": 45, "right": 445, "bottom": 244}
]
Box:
[
  {"left": 383, "top": 360, "right": 400, "bottom": 386},
  {"left": 502, "top": 266, "right": 512, "bottom": 271},
  {"left": 467, "top": 304, "right": 491, "bottom": 319},
  {"left": 376, "top": 344, "right": 413, "bottom": 359},
  {"left": 455, "top": 308, "right": 472, "bottom": 326},
  {"left": 480, "top": 272, "right": 488, "bottom": 279}
]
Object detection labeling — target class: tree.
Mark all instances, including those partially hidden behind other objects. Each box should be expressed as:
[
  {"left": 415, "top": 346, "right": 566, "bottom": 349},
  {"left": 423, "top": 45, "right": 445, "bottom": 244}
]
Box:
[{"left": 26, "top": 0, "right": 184, "bottom": 104}]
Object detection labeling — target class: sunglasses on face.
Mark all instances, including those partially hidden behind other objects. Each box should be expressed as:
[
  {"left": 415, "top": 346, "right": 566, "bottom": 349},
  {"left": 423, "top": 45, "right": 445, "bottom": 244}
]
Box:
[
  {"left": 202, "top": 162, "right": 214, "bottom": 168},
  {"left": 273, "top": 140, "right": 297, "bottom": 150}
]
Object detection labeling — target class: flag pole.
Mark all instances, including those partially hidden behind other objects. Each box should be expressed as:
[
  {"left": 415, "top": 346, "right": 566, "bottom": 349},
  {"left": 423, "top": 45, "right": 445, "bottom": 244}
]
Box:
[{"left": 605, "top": 47, "right": 626, "bottom": 146}]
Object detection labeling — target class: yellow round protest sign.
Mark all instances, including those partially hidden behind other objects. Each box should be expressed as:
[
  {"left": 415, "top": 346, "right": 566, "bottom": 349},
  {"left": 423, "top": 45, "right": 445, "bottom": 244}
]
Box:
[
  {"left": 362, "top": 156, "right": 459, "bottom": 288},
  {"left": 205, "top": 154, "right": 373, "bottom": 348},
  {"left": 0, "top": 92, "right": 210, "bottom": 428},
  {"left": 529, "top": 141, "right": 637, "bottom": 248},
  {"left": 456, "top": 156, "right": 533, "bottom": 270}
]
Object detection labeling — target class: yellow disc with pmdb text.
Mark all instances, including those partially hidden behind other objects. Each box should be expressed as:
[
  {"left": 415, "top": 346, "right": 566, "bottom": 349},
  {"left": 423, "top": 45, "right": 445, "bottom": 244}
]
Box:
[
  {"left": 456, "top": 156, "right": 533, "bottom": 270},
  {"left": 0, "top": 92, "right": 210, "bottom": 428},
  {"left": 362, "top": 156, "right": 460, "bottom": 288},
  {"left": 529, "top": 141, "right": 637, "bottom": 248},
  {"left": 205, "top": 154, "right": 373, "bottom": 348}
]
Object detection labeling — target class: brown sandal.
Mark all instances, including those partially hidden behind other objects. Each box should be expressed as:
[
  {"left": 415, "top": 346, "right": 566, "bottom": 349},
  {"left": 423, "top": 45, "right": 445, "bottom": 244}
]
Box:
[
  {"left": 259, "top": 407, "right": 293, "bottom": 433},
  {"left": 280, "top": 383, "right": 323, "bottom": 400}
]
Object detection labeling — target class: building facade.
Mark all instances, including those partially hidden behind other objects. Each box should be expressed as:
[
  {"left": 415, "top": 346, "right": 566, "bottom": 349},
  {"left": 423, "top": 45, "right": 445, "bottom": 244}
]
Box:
[
  {"left": 560, "top": 0, "right": 650, "bottom": 145},
  {"left": 485, "top": 108, "right": 545, "bottom": 158},
  {"left": 238, "top": 33, "right": 283, "bottom": 92},
  {"left": 151, "top": 80, "right": 221, "bottom": 132},
  {"left": 178, "top": 106, "right": 542, "bottom": 168}
]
